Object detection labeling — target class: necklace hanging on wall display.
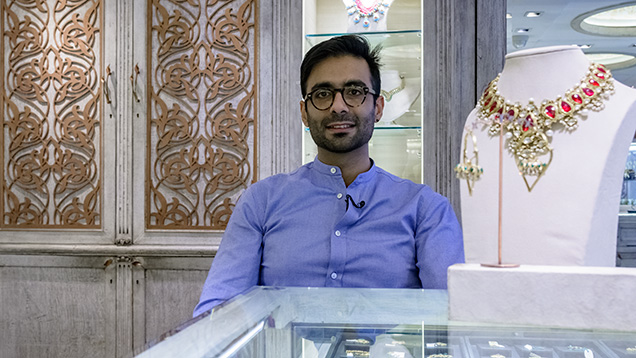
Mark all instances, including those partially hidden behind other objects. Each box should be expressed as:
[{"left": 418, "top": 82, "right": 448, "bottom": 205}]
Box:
[
  {"left": 344, "top": 0, "right": 391, "bottom": 28},
  {"left": 457, "top": 63, "right": 615, "bottom": 192}
]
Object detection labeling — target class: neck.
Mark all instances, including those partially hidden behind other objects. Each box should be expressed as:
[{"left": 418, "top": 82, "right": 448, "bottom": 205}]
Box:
[
  {"left": 317, "top": 146, "right": 372, "bottom": 187},
  {"left": 498, "top": 45, "right": 591, "bottom": 103}
]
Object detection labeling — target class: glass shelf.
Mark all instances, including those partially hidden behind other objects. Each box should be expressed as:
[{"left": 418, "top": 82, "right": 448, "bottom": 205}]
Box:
[
  {"left": 305, "top": 30, "right": 422, "bottom": 48},
  {"left": 305, "top": 30, "right": 422, "bottom": 77}
]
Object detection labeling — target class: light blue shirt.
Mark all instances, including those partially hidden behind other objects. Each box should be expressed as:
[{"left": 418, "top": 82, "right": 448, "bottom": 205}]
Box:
[{"left": 193, "top": 158, "right": 464, "bottom": 317}]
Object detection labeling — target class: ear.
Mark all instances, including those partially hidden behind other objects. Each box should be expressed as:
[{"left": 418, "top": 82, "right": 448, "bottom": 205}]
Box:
[
  {"left": 300, "top": 100, "right": 309, "bottom": 127},
  {"left": 374, "top": 94, "right": 385, "bottom": 123}
]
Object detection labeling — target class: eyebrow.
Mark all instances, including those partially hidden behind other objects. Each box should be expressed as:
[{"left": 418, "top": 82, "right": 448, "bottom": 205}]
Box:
[{"left": 309, "top": 80, "right": 369, "bottom": 92}]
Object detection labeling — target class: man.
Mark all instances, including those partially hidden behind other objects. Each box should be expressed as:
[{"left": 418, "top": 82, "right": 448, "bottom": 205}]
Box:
[{"left": 193, "top": 34, "right": 464, "bottom": 317}]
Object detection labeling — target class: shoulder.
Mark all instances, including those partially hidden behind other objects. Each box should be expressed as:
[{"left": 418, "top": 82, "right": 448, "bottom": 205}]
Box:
[
  {"left": 373, "top": 166, "right": 451, "bottom": 209},
  {"left": 243, "top": 163, "right": 313, "bottom": 198},
  {"left": 375, "top": 166, "right": 443, "bottom": 196}
]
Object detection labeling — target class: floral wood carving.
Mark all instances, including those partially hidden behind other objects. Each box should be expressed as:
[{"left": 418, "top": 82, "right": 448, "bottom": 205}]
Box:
[
  {"left": 1, "top": 0, "right": 102, "bottom": 228},
  {"left": 147, "top": 0, "right": 256, "bottom": 230}
]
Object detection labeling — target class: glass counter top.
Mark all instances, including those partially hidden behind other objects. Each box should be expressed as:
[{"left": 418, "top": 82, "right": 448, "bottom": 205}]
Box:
[{"left": 136, "top": 287, "right": 636, "bottom": 358}]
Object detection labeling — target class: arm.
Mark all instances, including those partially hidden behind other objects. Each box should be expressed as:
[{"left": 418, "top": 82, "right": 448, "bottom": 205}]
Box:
[
  {"left": 193, "top": 187, "right": 265, "bottom": 317},
  {"left": 415, "top": 195, "right": 465, "bottom": 289}
]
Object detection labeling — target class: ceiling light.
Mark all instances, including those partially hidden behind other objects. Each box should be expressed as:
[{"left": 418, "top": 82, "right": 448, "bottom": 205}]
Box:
[
  {"left": 524, "top": 11, "right": 543, "bottom": 18},
  {"left": 572, "top": 4, "right": 636, "bottom": 36},
  {"left": 584, "top": 5, "right": 636, "bottom": 27},
  {"left": 512, "top": 35, "right": 529, "bottom": 49},
  {"left": 515, "top": 28, "right": 530, "bottom": 33},
  {"left": 585, "top": 53, "right": 636, "bottom": 70}
]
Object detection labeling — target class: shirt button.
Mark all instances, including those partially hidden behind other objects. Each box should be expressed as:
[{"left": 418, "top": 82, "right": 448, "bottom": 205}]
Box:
[
  {"left": 335, "top": 230, "right": 341, "bottom": 237},
  {"left": 331, "top": 272, "right": 338, "bottom": 279},
  {"left": 330, "top": 167, "right": 337, "bottom": 174},
  {"left": 337, "top": 193, "right": 343, "bottom": 199}
]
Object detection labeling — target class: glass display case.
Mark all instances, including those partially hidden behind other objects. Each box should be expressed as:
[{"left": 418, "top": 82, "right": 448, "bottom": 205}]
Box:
[
  {"left": 302, "top": 1, "right": 423, "bottom": 184},
  {"left": 136, "top": 287, "right": 636, "bottom": 358}
]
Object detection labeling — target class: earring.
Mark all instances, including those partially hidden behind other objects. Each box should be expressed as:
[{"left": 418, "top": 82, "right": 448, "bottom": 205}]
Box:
[{"left": 455, "top": 130, "right": 483, "bottom": 195}]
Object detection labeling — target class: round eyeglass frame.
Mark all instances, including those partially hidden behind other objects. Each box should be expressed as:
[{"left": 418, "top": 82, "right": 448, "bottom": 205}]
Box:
[{"left": 305, "top": 86, "right": 377, "bottom": 111}]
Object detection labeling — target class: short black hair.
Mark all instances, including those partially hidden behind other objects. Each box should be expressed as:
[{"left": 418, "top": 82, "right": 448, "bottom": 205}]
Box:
[{"left": 300, "top": 34, "right": 382, "bottom": 98}]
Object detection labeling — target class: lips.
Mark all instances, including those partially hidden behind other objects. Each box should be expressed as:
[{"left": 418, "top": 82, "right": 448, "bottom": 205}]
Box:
[{"left": 326, "top": 122, "right": 355, "bottom": 129}]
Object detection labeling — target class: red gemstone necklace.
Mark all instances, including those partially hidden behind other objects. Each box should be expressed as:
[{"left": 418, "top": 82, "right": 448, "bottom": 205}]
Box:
[{"left": 465, "top": 63, "right": 614, "bottom": 192}]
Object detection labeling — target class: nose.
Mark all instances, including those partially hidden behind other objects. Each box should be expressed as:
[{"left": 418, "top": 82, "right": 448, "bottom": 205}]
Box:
[{"left": 330, "top": 91, "right": 349, "bottom": 113}]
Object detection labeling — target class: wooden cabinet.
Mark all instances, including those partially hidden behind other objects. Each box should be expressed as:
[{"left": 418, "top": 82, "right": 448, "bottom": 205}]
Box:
[{"left": 0, "top": 0, "right": 301, "bottom": 357}]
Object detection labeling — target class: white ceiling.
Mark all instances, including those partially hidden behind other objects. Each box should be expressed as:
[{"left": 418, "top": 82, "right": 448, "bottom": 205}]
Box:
[{"left": 507, "top": 0, "right": 636, "bottom": 86}]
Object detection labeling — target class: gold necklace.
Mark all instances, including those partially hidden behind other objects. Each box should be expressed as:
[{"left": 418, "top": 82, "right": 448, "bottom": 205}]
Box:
[
  {"left": 381, "top": 75, "right": 405, "bottom": 101},
  {"left": 459, "top": 63, "right": 614, "bottom": 192}
]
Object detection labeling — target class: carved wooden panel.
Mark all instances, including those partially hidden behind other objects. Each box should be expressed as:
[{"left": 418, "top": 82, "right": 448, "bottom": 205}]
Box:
[
  {"left": 1, "top": 0, "right": 102, "bottom": 229},
  {"left": 147, "top": 0, "right": 257, "bottom": 230}
]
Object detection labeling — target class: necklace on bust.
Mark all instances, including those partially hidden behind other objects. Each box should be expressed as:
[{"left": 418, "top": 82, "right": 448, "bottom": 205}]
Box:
[
  {"left": 345, "top": 0, "right": 391, "bottom": 28},
  {"left": 457, "top": 63, "right": 614, "bottom": 192},
  {"left": 381, "top": 75, "right": 405, "bottom": 101}
]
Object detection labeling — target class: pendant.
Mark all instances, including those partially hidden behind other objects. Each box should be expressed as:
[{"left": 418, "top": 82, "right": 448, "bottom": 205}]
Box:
[{"left": 512, "top": 131, "right": 553, "bottom": 192}]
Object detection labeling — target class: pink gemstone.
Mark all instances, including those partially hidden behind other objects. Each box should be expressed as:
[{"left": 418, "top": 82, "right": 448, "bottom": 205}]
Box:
[
  {"left": 589, "top": 79, "right": 599, "bottom": 86},
  {"left": 595, "top": 72, "right": 605, "bottom": 79},
  {"left": 544, "top": 105, "right": 556, "bottom": 118},
  {"left": 561, "top": 101, "right": 572, "bottom": 112},
  {"left": 572, "top": 94, "right": 583, "bottom": 104},
  {"left": 597, "top": 66, "right": 606, "bottom": 73},
  {"left": 583, "top": 88, "right": 594, "bottom": 96}
]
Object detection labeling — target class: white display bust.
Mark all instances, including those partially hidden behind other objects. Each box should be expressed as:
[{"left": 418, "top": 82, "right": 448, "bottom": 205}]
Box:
[
  {"left": 342, "top": 0, "right": 393, "bottom": 33},
  {"left": 460, "top": 45, "right": 636, "bottom": 266}
]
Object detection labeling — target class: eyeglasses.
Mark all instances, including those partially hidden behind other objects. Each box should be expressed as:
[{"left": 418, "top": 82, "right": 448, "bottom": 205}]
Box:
[{"left": 305, "top": 85, "right": 376, "bottom": 111}]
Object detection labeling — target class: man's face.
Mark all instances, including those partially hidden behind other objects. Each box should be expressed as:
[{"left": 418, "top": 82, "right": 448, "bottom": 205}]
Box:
[{"left": 300, "top": 55, "right": 384, "bottom": 154}]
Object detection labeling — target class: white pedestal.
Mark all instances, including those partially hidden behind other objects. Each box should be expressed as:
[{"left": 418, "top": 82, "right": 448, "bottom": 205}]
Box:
[{"left": 448, "top": 263, "right": 636, "bottom": 332}]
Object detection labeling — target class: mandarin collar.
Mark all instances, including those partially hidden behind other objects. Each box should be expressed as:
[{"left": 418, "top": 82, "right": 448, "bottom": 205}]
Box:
[{"left": 311, "top": 157, "right": 377, "bottom": 185}]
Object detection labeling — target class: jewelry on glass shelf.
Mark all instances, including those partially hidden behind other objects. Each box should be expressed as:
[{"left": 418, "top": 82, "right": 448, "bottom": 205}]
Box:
[
  {"left": 461, "top": 63, "right": 614, "bottom": 192},
  {"left": 626, "top": 347, "right": 636, "bottom": 354},
  {"left": 381, "top": 75, "right": 405, "bottom": 102},
  {"left": 489, "top": 341, "right": 505, "bottom": 348},
  {"left": 567, "top": 346, "right": 586, "bottom": 351},
  {"left": 426, "top": 342, "right": 448, "bottom": 348},
  {"left": 427, "top": 354, "right": 452, "bottom": 358},
  {"left": 455, "top": 130, "right": 483, "bottom": 195},
  {"left": 491, "top": 354, "right": 506, "bottom": 358},
  {"left": 346, "top": 349, "right": 370, "bottom": 357},
  {"left": 345, "top": 0, "right": 391, "bottom": 28},
  {"left": 346, "top": 338, "right": 371, "bottom": 345}
]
